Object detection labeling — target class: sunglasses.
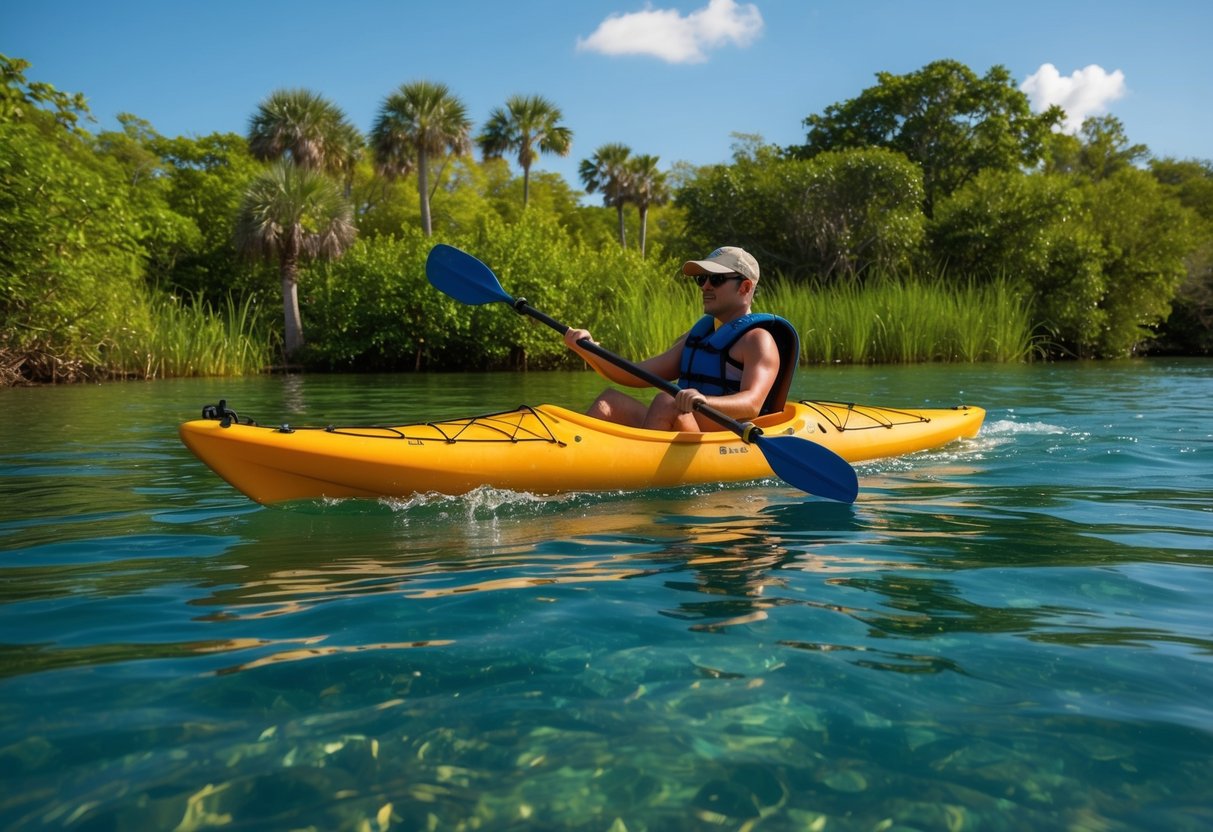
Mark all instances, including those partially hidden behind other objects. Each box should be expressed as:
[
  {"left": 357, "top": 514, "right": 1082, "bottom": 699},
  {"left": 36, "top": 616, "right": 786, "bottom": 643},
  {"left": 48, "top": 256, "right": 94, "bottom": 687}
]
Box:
[{"left": 691, "top": 273, "right": 745, "bottom": 288}]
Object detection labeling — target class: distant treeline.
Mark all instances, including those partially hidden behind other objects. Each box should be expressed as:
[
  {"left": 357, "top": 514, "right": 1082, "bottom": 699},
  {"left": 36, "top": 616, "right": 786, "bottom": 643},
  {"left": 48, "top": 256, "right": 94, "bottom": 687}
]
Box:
[{"left": 2, "top": 54, "right": 1210, "bottom": 384}]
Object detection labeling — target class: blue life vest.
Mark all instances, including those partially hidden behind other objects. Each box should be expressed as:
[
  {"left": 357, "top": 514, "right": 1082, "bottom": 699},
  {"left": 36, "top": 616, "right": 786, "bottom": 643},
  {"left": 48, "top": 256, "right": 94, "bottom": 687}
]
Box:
[{"left": 677, "top": 314, "right": 799, "bottom": 416}]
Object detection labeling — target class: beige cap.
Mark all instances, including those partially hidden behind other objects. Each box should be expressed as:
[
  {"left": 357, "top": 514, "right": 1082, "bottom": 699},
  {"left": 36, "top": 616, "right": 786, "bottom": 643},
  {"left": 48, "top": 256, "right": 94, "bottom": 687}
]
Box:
[{"left": 682, "top": 246, "right": 759, "bottom": 282}]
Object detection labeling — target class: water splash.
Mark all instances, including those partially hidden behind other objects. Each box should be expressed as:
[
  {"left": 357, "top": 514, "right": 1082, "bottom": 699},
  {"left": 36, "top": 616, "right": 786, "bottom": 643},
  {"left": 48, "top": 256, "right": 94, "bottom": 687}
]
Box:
[{"left": 983, "top": 418, "right": 1068, "bottom": 435}]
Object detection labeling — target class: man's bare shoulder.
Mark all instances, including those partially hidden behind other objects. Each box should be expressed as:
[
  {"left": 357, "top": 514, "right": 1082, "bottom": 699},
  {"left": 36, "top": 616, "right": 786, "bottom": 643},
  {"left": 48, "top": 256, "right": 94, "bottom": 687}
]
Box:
[{"left": 734, "top": 325, "right": 778, "bottom": 355}]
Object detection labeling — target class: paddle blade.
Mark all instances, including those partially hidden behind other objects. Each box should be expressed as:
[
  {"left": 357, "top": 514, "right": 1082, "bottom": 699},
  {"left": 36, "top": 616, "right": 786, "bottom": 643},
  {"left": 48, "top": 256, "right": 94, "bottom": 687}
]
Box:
[
  {"left": 753, "top": 433, "right": 859, "bottom": 504},
  {"left": 426, "top": 244, "right": 514, "bottom": 306}
]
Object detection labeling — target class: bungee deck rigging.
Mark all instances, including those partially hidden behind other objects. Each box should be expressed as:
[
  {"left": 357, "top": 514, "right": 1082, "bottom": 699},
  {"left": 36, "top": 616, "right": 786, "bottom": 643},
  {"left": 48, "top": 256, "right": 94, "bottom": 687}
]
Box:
[{"left": 195, "top": 399, "right": 963, "bottom": 444}]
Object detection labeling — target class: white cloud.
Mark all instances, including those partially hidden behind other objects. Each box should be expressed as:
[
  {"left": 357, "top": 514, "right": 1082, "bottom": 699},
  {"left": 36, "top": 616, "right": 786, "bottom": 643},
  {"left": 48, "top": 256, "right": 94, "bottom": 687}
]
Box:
[
  {"left": 576, "top": 0, "right": 764, "bottom": 64},
  {"left": 1020, "top": 63, "right": 1127, "bottom": 133}
]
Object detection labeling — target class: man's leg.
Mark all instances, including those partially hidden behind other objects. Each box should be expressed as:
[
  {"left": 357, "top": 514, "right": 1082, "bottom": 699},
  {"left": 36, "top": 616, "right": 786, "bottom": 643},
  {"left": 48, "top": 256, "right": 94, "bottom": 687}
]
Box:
[
  {"left": 587, "top": 388, "right": 649, "bottom": 427},
  {"left": 642, "top": 392, "right": 699, "bottom": 432}
]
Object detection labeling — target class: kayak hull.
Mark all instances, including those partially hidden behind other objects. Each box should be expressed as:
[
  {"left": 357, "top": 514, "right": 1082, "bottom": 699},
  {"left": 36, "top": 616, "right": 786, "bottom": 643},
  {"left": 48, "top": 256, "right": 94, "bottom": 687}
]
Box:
[{"left": 179, "top": 401, "right": 985, "bottom": 504}]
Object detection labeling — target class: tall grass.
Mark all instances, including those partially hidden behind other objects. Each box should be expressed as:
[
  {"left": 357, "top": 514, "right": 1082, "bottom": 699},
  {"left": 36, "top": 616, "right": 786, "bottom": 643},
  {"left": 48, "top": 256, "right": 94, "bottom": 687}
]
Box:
[
  {"left": 103, "top": 293, "right": 274, "bottom": 379},
  {"left": 598, "top": 273, "right": 1041, "bottom": 364},
  {"left": 604, "top": 277, "right": 699, "bottom": 358},
  {"left": 759, "top": 275, "right": 1041, "bottom": 364}
]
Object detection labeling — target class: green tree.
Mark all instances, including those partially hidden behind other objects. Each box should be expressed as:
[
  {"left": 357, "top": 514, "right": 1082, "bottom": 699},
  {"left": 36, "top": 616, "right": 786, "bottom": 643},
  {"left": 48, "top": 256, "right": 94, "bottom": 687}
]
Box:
[
  {"left": 1151, "top": 157, "right": 1213, "bottom": 217},
  {"left": 1084, "top": 168, "right": 1197, "bottom": 355},
  {"left": 370, "top": 81, "right": 472, "bottom": 237},
  {"left": 579, "top": 143, "right": 632, "bottom": 248},
  {"left": 1150, "top": 157, "right": 1213, "bottom": 353},
  {"left": 930, "top": 170, "right": 1104, "bottom": 353},
  {"left": 626, "top": 154, "right": 669, "bottom": 257},
  {"left": 1, "top": 123, "right": 148, "bottom": 381},
  {"left": 234, "top": 161, "right": 356, "bottom": 357},
  {"left": 306, "top": 229, "right": 463, "bottom": 370},
  {"left": 678, "top": 140, "right": 924, "bottom": 279},
  {"left": 147, "top": 131, "right": 268, "bottom": 302},
  {"left": 1, "top": 58, "right": 146, "bottom": 382},
  {"left": 1075, "top": 115, "right": 1149, "bottom": 181},
  {"left": 94, "top": 114, "right": 202, "bottom": 287},
  {"left": 784, "top": 148, "right": 925, "bottom": 279},
  {"left": 247, "top": 88, "right": 360, "bottom": 175},
  {"left": 478, "top": 94, "right": 573, "bottom": 207},
  {"left": 931, "top": 167, "right": 1199, "bottom": 357},
  {"left": 794, "top": 59, "right": 1062, "bottom": 215},
  {"left": 479, "top": 160, "right": 590, "bottom": 232},
  {"left": 1, "top": 53, "right": 90, "bottom": 133},
  {"left": 672, "top": 135, "right": 776, "bottom": 259}
]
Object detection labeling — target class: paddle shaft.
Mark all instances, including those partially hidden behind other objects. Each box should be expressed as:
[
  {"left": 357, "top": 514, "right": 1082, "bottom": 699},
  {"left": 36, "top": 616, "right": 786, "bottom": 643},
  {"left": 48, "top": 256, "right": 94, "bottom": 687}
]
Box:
[{"left": 513, "top": 299, "right": 762, "bottom": 442}]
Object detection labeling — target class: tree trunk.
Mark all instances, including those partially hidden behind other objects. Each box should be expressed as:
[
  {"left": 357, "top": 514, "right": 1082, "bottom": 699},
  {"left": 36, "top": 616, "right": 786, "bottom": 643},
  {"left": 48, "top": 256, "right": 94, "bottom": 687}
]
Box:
[
  {"left": 280, "top": 247, "right": 304, "bottom": 357},
  {"left": 522, "top": 164, "right": 531, "bottom": 207},
  {"left": 616, "top": 202, "right": 627, "bottom": 249},
  {"left": 418, "top": 147, "right": 433, "bottom": 237},
  {"left": 639, "top": 205, "right": 649, "bottom": 257}
]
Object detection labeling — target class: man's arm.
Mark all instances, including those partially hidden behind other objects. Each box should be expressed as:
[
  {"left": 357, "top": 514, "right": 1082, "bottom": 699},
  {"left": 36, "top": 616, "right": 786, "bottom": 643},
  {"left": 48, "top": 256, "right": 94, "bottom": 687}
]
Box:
[{"left": 564, "top": 328, "right": 687, "bottom": 387}]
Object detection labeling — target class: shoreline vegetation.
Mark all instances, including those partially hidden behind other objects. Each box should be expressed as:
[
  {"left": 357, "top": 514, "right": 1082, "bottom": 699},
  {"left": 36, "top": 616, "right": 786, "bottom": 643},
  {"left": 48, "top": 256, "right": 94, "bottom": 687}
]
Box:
[{"left": 3, "top": 54, "right": 1210, "bottom": 387}]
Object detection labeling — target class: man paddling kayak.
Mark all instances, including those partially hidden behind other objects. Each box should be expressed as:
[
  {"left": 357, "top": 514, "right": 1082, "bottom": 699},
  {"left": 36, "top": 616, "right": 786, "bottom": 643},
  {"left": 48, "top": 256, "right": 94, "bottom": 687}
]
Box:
[
  {"left": 564, "top": 246, "right": 799, "bottom": 432},
  {"left": 424, "top": 243, "right": 858, "bottom": 502}
]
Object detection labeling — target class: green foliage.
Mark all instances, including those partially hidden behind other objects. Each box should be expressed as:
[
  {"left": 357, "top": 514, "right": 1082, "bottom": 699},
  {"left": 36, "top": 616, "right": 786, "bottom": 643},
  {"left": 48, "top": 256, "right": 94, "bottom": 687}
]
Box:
[
  {"left": 794, "top": 59, "right": 1061, "bottom": 214},
  {"left": 478, "top": 94, "right": 573, "bottom": 207},
  {"left": 299, "top": 216, "right": 685, "bottom": 371},
  {"left": 1151, "top": 158, "right": 1213, "bottom": 221},
  {"left": 103, "top": 293, "right": 274, "bottom": 378},
  {"left": 605, "top": 269, "right": 694, "bottom": 360},
  {"left": 763, "top": 276, "right": 1039, "bottom": 364},
  {"left": 296, "top": 214, "right": 1037, "bottom": 371},
  {"left": 930, "top": 170, "right": 1104, "bottom": 355},
  {"left": 146, "top": 131, "right": 271, "bottom": 303},
  {"left": 0, "top": 119, "right": 145, "bottom": 380},
  {"left": 302, "top": 228, "right": 460, "bottom": 370},
  {"left": 678, "top": 144, "right": 925, "bottom": 280},
  {"left": 458, "top": 214, "right": 658, "bottom": 369},
  {"left": 627, "top": 153, "right": 670, "bottom": 257},
  {"left": 235, "top": 160, "right": 357, "bottom": 356},
  {"left": 371, "top": 81, "right": 473, "bottom": 237},
  {"left": 353, "top": 158, "right": 420, "bottom": 237},
  {"left": 4, "top": 51, "right": 1208, "bottom": 384},
  {"left": 235, "top": 161, "right": 356, "bottom": 262},
  {"left": 1042, "top": 116, "right": 1149, "bottom": 182},
  {"left": 1085, "top": 168, "right": 1197, "bottom": 355},
  {"left": 356, "top": 155, "right": 514, "bottom": 240},
  {"left": 1075, "top": 116, "right": 1149, "bottom": 182},
  {"left": 1149, "top": 158, "right": 1213, "bottom": 353},
  {"left": 95, "top": 115, "right": 203, "bottom": 286},
  {"left": 930, "top": 168, "right": 1199, "bottom": 357},
  {"left": 580, "top": 143, "right": 633, "bottom": 247},
  {"left": 0, "top": 53, "right": 90, "bottom": 133},
  {"left": 247, "top": 88, "right": 361, "bottom": 177}
]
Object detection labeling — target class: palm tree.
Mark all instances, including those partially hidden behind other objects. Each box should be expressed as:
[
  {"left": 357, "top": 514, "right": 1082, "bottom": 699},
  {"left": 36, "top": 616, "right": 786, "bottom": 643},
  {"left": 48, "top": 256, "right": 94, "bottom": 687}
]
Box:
[
  {"left": 235, "top": 161, "right": 356, "bottom": 357},
  {"left": 478, "top": 94, "right": 573, "bottom": 207},
  {"left": 627, "top": 154, "right": 669, "bottom": 257},
  {"left": 370, "top": 81, "right": 472, "bottom": 236},
  {"left": 580, "top": 143, "right": 633, "bottom": 248},
  {"left": 247, "top": 88, "right": 359, "bottom": 176},
  {"left": 330, "top": 120, "right": 365, "bottom": 197}
]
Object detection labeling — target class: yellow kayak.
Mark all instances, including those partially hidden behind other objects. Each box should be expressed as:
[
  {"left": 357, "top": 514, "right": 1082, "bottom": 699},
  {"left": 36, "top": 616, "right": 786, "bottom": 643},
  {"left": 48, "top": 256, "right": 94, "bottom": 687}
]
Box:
[{"left": 179, "top": 400, "right": 985, "bottom": 504}]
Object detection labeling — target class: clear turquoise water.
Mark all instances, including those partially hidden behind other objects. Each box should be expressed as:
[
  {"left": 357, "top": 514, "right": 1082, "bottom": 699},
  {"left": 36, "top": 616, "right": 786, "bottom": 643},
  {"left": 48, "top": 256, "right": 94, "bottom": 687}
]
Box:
[{"left": 1, "top": 361, "right": 1210, "bottom": 831}]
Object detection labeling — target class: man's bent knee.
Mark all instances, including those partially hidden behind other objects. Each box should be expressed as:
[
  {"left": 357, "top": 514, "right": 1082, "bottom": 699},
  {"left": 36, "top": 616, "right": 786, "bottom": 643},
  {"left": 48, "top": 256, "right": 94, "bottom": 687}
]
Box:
[
  {"left": 587, "top": 389, "right": 646, "bottom": 427},
  {"left": 642, "top": 393, "right": 697, "bottom": 432}
]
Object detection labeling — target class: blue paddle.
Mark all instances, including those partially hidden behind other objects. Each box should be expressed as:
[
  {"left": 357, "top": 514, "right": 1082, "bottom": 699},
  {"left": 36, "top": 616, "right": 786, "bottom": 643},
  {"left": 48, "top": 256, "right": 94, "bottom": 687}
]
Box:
[{"left": 426, "top": 244, "right": 859, "bottom": 503}]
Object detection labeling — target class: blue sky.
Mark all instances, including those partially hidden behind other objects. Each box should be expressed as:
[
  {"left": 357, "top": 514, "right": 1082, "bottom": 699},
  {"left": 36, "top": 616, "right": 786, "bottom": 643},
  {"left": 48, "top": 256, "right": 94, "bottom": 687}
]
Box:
[{"left": 6, "top": 0, "right": 1210, "bottom": 193}]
